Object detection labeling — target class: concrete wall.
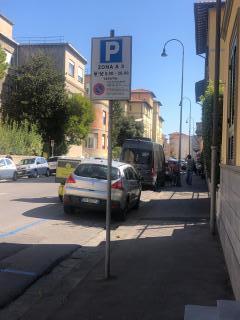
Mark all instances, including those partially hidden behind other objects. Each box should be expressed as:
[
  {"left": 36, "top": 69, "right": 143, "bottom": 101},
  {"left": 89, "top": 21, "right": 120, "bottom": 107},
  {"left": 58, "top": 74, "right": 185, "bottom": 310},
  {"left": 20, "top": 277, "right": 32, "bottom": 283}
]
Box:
[
  {"left": 218, "top": 165, "right": 240, "bottom": 299},
  {"left": 18, "top": 45, "right": 65, "bottom": 73}
]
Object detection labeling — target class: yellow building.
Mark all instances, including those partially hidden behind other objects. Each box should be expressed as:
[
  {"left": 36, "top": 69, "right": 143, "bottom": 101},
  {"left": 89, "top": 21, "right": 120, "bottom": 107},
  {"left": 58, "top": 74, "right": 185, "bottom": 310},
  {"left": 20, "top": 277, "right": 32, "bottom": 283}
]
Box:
[
  {"left": 152, "top": 100, "right": 164, "bottom": 144},
  {"left": 0, "top": 14, "right": 18, "bottom": 111},
  {"left": 121, "top": 89, "right": 164, "bottom": 144},
  {"left": 194, "top": 1, "right": 225, "bottom": 101},
  {"left": 195, "top": 0, "right": 240, "bottom": 299}
]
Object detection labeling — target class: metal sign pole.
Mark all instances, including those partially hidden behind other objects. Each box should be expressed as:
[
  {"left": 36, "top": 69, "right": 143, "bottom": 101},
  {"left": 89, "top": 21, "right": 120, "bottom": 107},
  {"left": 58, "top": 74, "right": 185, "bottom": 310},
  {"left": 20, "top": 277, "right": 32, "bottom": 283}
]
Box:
[{"left": 105, "top": 29, "right": 115, "bottom": 280}]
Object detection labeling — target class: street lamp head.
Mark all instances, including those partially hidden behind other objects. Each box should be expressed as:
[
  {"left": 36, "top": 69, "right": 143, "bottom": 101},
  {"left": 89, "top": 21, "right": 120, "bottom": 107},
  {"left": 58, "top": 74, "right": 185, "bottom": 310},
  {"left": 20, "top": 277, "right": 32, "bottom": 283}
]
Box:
[{"left": 161, "top": 47, "right": 167, "bottom": 57}]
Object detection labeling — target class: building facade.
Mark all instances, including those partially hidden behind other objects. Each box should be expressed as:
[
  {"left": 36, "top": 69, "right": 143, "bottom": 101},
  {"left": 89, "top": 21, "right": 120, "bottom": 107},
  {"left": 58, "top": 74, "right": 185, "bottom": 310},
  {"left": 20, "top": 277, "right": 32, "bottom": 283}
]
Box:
[
  {"left": 120, "top": 89, "right": 164, "bottom": 144},
  {"left": 84, "top": 75, "right": 108, "bottom": 158},
  {"left": 17, "top": 43, "right": 86, "bottom": 95},
  {"left": 195, "top": 0, "right": 240, "bottom": 299},
  {"left": 169, "top": 132, "right": 189, "bottom": 160},
  {"left": 152, "top": 100, "right": 164, "bottom": 145},
  {"left": 0, "top": 14, "right": 18, "bottom": 111}
]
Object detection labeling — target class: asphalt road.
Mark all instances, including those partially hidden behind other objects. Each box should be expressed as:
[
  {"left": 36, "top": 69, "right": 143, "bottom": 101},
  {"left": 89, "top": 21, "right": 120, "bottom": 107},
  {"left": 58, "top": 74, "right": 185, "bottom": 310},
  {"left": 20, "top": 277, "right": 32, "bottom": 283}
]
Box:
[
  {"left": 0, "top": 176, "right": 115, "bottom": 246},
  {"left": 0, "top": 175, "right": 134, "bottom": 307}
]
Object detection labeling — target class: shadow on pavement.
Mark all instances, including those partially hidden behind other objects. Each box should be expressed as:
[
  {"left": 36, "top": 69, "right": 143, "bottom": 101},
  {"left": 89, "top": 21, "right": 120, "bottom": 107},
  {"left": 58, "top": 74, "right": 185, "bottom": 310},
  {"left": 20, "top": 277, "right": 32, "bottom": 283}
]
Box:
[
  {"left": 39, "top": 222, "right": 233, "bottom": 320},
  {"left": 0, "top": 242, "right": 78, "bottom": 308}
]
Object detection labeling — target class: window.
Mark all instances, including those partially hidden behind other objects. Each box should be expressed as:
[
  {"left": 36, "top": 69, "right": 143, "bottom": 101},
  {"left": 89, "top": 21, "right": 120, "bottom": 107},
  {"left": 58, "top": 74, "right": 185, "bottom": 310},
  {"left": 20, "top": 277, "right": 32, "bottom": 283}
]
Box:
[
  {"left": 227, "top": 31, "right": 237, "bottom": 164},
  {"left": 122, "top": 148, "right": 152, "bottom": 165},
  {"left": 5, "top": 159, "right": 12, "bottom": 165},
  {"left": 68, "top": 60, "right": 75, "bottom": 77},
  {"left": 103, "top": 110, "right": 107, "bottom": 125},
  {"left": 21, "top": 158, "right": 35, "bottom": 165},
  {"left": 102, "top": 134, "right": 106, "bottom": 149},
  {"left": 75, "top": 164, "right": 119, "bottom": 180},
  {"left": 0, "top": 159, "right": 6, "bottom": 167},
  {"left": 86, "top": 133, "right": 98, "bottom": 149},
  {"left": 124, "top": 167, "right": 137, "bottom": 180},
  {"left": 78, "top": 66, "right": 83, "bottom": 83}
]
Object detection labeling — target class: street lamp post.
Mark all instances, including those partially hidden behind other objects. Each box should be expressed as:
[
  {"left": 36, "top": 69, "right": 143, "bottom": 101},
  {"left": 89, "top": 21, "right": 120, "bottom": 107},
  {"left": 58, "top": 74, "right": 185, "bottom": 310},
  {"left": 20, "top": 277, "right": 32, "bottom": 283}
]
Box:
[
  {"left": 183, "top": 97, "right": 192, "bottom": 155},
  {"left": 161, "top": 39, "right": 184, "bottom": 187}
]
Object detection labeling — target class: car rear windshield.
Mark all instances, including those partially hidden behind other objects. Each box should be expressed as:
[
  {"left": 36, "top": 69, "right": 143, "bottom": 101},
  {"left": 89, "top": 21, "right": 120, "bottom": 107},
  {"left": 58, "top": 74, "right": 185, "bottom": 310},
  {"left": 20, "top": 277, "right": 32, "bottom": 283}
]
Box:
[
  {"left": 21, "top": 159, "right": 35, "bottom": 165},
  {"left": 122, "top": 148, "right": 152, "bottom": 165},
  {"left": 74, "top": 164, "right": 120, "bottom": 180},
  {"left": 48, "top": 157, "right": 58, "bottom": 162}
]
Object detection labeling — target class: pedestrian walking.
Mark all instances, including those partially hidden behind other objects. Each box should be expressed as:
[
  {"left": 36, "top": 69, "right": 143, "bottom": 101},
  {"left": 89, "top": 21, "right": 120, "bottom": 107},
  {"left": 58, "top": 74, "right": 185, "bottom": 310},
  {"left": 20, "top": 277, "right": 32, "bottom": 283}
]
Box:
[{"left": 186, "top": 154, "right": 195, "bottom": 185}]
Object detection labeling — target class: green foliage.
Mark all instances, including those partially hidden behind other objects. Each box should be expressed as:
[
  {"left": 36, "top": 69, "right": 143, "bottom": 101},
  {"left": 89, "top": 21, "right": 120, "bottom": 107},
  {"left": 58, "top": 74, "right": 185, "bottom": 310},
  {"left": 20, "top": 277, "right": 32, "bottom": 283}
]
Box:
[
  {"left": 0, "top": 47, "right": 8, "bottom": 80},
  {"left": 117, "top": 117, "right": 144, "bottom": 146},
  {"left": 201, "top": 83, "right": 223, "bottom": 183},
  {"left": 1, "top": 54, "right": 68, "bottom": 155},
  {"left": 112, "top": 146, "right": 121, "bottom": 160},
  {"left": 66, "top": 94, "right": 94, "bottom": 145},
  {"left": 0, "top": 120, "right": 43, "bottom": 155},
  {"left": 112, "top": 101, "right": 144, "bottom": 147}
]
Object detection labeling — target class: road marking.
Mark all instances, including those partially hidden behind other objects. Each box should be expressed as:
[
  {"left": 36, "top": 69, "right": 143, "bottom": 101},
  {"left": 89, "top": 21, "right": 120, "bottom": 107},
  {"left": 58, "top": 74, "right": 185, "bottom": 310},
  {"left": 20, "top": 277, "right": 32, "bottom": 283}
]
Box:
[
  {"left": 0, "top": 193, "right": 8, "bottom": 195},
  {"left": 0, "top": 268, "right": 36, "bottom": 277},
  {"left": 0, "top": 220, "right": 45, "bottom": 238}
]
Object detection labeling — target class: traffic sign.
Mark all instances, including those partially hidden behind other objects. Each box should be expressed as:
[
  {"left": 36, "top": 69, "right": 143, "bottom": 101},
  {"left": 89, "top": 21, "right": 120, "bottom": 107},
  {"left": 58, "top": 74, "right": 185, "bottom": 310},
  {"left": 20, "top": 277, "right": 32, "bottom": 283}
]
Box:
[{"left": 91, "top": 36, "right": 132, "bottom": 100}]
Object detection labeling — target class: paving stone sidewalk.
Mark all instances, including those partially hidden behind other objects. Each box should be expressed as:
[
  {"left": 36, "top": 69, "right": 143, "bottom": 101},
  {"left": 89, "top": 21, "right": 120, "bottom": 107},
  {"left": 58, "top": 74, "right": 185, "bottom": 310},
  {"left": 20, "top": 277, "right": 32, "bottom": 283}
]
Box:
[{"left": 1, "top": 175, "right": 234, "bottom": 320}]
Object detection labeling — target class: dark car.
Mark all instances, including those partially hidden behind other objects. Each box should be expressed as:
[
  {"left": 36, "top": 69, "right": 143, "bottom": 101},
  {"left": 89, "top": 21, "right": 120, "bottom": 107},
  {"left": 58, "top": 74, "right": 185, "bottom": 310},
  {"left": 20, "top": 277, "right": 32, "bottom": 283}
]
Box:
[{"left": 120, "top": 138, "right": 165, "bottom": 190}]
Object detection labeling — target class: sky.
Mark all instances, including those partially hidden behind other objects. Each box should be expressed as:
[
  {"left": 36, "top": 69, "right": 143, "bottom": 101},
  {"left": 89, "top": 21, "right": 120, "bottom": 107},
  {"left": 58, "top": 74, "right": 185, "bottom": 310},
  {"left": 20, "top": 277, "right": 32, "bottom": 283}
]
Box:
[{"left": 1, "top": 0, "right": 205, "bottom": 137}]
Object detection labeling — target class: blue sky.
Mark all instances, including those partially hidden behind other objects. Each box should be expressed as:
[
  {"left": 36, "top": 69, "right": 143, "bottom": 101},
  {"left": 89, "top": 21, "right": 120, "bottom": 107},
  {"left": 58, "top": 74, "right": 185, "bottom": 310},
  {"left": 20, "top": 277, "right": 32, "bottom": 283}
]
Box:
[{"left": 1, "top": 0, "right": 204, "bottom": 137}]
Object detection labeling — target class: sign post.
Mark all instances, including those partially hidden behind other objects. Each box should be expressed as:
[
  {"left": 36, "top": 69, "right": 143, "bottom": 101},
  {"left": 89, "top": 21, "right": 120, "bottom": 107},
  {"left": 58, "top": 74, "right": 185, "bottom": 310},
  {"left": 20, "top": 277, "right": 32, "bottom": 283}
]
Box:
[
  {"left": 50, "top": 140, "right": 54, "bottom": 157},
  {"left": 91, "top": 31, "right": 132, "bottom": 279}
]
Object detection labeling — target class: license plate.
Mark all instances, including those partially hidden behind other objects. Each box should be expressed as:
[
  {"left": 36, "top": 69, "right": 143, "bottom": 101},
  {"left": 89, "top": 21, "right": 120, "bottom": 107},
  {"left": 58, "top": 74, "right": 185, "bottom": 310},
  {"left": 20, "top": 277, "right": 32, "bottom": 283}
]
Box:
[{"left": 81, "top": 198, "right": 100, "bottom": 204}]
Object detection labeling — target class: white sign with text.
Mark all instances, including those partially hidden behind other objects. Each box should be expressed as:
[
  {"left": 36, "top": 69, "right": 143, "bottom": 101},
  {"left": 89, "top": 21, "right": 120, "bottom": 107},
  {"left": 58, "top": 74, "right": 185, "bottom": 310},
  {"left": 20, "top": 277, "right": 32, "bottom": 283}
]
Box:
[{"left": 91, "top": 36, "right": 132, "bottom": 100}]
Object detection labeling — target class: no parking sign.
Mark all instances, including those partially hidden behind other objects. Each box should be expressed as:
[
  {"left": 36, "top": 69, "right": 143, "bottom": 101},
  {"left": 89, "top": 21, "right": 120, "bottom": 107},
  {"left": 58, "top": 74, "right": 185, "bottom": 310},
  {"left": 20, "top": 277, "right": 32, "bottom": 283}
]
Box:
[{"left": 91, "top": 36, "right": 132, "bottom": 100}]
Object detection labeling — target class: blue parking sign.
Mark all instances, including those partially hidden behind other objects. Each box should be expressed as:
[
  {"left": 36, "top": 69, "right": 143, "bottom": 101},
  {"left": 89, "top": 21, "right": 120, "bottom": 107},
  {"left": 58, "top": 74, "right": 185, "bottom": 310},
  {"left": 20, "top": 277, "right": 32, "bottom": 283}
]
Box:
[{"left": 100, "top": 39, "right": 122, "bottom": 63}]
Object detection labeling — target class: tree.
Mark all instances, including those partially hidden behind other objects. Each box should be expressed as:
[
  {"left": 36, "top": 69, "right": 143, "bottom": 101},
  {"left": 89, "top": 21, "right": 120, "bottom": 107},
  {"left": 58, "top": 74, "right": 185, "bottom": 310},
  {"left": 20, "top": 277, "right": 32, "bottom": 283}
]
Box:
[
  {"left": 112, "top": 101, "right": 144, "bottom": 147},
  {"left": 112, "top": 101, "right": 125, "bottom": 147},
  {"left": 201, "top": 83, "right": 223, "bottom": 182},
  {"left": 0, "top": 120, "right": 43, "bottom": 155},
  {"left": 1, "top": 54, "right": 68, "bottom": 154},
  {"left": 66, "top": 94, "right": 94, "bottom": 145},
  {"left": 0, "top": 47, "right": 8, "bottom": 80},
  {"left": 117, "top": 117, "right": 144, "bottom": 146}
]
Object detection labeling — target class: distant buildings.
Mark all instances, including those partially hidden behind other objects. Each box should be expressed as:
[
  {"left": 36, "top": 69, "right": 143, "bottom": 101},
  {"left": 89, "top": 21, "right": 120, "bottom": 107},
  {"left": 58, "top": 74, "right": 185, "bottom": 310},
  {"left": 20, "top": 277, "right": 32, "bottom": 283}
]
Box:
[
  {"left": 120, "top": 89, "right": 164, "bottom": 144},
  {"left": 169, "top": 132, "right": 189, "bottom": 160}
]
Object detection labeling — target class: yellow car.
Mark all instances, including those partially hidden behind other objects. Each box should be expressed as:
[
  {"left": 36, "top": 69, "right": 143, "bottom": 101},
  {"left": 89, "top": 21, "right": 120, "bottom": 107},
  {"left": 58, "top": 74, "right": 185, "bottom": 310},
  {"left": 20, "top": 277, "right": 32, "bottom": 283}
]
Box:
[{"left": 55, "top": 158, "right": 82, "bottom": 201}]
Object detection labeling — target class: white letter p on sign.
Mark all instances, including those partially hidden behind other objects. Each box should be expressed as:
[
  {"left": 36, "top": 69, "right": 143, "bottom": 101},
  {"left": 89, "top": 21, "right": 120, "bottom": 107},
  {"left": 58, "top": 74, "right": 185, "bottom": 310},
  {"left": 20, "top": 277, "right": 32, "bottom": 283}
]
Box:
[{"left": 105, "top": 41, "right": 120, "bottom": 62}]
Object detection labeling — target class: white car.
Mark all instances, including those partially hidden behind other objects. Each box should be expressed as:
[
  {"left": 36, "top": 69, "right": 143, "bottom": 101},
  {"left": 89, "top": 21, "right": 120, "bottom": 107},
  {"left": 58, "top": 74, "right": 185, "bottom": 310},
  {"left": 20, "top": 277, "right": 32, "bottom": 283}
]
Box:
[
  {"left": 0, "top": 158, "right": 18, "bottom": 181},
  {"left": 17, "top": 157, "right": 50, "bottom": 178}
]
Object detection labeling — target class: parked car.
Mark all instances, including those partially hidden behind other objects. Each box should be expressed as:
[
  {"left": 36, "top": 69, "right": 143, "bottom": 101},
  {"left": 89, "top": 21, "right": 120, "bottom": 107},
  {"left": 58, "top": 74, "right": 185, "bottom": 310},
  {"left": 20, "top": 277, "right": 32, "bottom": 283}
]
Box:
[
  {"left": 63, "top": 159, "right": 142, "bottom": 221},
  {"left": 55, "top": 157, "right": 83, "bottom": 202},
  {"left": 47, "top": 156, "right": 61, "bottom": 175},
  {"left": 0, "top": 158, "right": 18, "bottom": 181},
  {"left": 120, "top": 138, "right": 165, "bottom": 190},
  {"left": 17, "top": 157, "right": 50, "bottom": 178}
]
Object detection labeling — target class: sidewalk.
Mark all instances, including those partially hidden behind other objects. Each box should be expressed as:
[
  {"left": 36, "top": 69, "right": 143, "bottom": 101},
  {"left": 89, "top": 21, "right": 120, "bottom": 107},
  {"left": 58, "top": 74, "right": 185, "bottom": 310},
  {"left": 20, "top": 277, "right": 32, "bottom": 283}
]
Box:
[{"left": 2, "top": 175, "right": 234, "bottom": 320}]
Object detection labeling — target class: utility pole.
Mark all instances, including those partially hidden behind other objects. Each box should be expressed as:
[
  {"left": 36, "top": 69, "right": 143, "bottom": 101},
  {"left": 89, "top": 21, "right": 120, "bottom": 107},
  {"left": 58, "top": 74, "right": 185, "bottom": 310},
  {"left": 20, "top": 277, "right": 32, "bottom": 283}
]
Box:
[
  {"left": 210, "top": 0, "right": 221, "bottom": 234},
  {"left": 105, "top": 29, "right": 114, "bottom": 279}
]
